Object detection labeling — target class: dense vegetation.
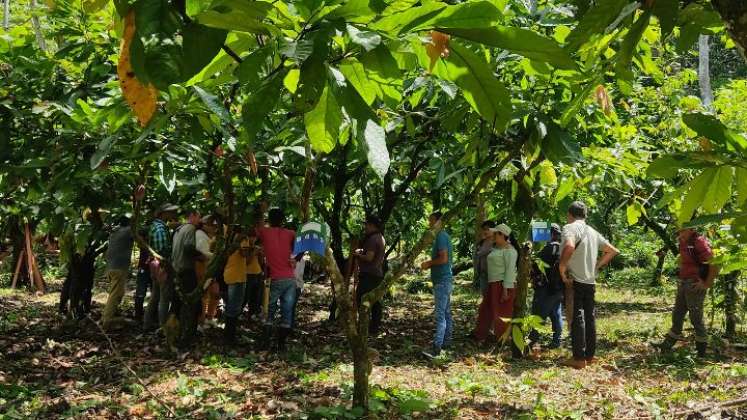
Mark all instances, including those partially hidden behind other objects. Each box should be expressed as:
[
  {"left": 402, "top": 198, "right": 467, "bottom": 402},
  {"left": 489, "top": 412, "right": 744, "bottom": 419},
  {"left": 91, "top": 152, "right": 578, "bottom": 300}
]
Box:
[{"left": 1, "top": 0, "right": 746, "bottom": 417}]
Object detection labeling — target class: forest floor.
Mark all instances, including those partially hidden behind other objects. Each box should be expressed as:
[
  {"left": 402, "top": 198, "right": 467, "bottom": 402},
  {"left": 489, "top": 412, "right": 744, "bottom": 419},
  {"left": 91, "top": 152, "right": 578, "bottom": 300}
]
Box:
[{"left": 1, "top": 268, "right": 746, "bottom": 419}]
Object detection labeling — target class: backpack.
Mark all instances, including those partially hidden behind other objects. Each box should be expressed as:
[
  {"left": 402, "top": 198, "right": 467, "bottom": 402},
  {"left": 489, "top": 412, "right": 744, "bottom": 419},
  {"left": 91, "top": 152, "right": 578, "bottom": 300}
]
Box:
[{"left": 546, "top": 242, "right": 563, "bottom": 292}]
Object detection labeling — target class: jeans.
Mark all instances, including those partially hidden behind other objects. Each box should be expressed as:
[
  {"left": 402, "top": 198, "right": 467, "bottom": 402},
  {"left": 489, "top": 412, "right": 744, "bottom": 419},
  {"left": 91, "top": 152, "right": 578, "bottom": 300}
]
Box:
[
  {"left": 245, "top": 274, "right": 264, "bottom": 317},
  {"left": 432, "top": 279, "right": 453, "bottom": 350},
  {"left": 144, "top": 274, "right": 174, "bottom": 329},
  {"left": 667, "top": 278, "right": 708, "bottom": 343},
  {"left": 102, "top": 269, "right": 128, "bottom": 325},
  {"left": 356, "top": 272, "right": 384, "bottom": 334},
  {"left": 225, "top": 282, "right": 247, "bottom": 319},
  {"left": 571, "top": 281, "right": 596, "bottom": 360},
  {"left": 529, "top": 286, "right": 563, "bottom": 345},
  {"left": 266, "top": 278, "right": 297, "bottom": 329}
]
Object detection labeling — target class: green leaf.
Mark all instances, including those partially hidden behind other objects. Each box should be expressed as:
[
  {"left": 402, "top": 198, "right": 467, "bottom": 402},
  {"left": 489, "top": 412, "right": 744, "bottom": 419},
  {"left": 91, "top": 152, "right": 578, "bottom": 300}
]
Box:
[
  {"left": 362, "top": 120, "right": 390, "bottom": 181},
  {"left": 652, "top": 0, "right": 679, "bottom": 38},
  {"left": 615, "top": 11, "right": 651, "bottom": 89},
  {"left": 186, "top": 0, "right": 212, "bottom": 18},
  {"left": 283, "top": 69, "right": 300, "bottom": 94},
  {"left": 443, "top": 27, "right": 577, "bottom": 70},
  {"left": 280, "top": 38, "right": 315, "bottom": 62},
  {"left": 410, "top": 1, "right": 502, "bottom": 32},
  {"left": 560, "top": 80, "right": 597, "bottom": 127},
  {"left": 538, "top": 162, "right": 557, "bottom": 186},
  {"left": 346, "top": 25, "right": 382, "bottom": 52},
  {"left": 702, "top": 167, "right": 734, "bottom": 214},
  {"left": 564, "top": 0, "right": 628, "bottom": 51},
  {"left": 397, "top": 397, "right": 432, "bottom": 415},
  {"left": 555, "top": 178, "right": 575, "bottom": 205},
  {"left": 338, "top": 58, "right": 377, "bottom": 106},
  {"left": 305, "top": 82, "right": 343, "bottom": 153},
  {"left": 737, "top": 168, "right": 747, "bottom": 208},
  {"left": 90, "top": 137, "right": 114, "bottom": 170},
  {"left": 194, "top": 0, "right": 272, "bottom": 34},
  {"left": 682, "top": 113, "right": 747, "bottom": 153},
  {"left": 429, "top": 41, "right": 511, "bottom": 130},
  {"left": 626, "top": 202, "right": 644, "bottom": 225},
  {"left": 359, "top": 45, "right": 402, "bottom": 108},
  {"left": 370, "top": 2, "right": 446, "bottom": 35},
  {"left": 181, "top": 23, "right": 228, "bottom": 80},
  {"left": 194, "top": 85, "right": 231, "bottom": 124},
  {"left": 543, "top": 123, "right": 583, "bottom": 164},
  {"left": 326, "top": 0, "right": 376, "bottom": 23},
  {"left": 243, "top": 72, "right": 285, "bottom": 142},
  {"left": 236, "top": 46, "right": 273, "bottom": 86},
  {"left": 646, "top": 155, "right": 687, "bottom": 179},
  {"left": 679, "top": 168, "right": 716, "bottom": 224},
  {"left": 511, "top": 325, "right": 525, "bottom": 354}
]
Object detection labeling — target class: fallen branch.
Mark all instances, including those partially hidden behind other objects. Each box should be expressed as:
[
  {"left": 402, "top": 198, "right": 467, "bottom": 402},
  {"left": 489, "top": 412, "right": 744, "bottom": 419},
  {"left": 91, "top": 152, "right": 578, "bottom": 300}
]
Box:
[{"left": 87, "top": 316, "right": 178, "bottom": 418}]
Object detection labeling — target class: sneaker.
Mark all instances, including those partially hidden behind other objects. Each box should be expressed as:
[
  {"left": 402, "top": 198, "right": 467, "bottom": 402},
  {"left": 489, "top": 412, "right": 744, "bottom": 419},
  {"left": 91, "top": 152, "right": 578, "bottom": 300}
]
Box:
[
  {"left": 421, "top": 347, "right": 442, "bottom": 359},
  {"left": 562, "top": 358, "right": 587, "bottom": 369}
]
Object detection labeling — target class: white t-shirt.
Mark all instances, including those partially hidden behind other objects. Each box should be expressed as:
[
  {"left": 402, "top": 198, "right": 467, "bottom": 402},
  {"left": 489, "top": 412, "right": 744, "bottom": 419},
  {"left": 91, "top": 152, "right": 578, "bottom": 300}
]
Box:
[
  {"left": 195, "top": 229, "right": 213, "bottom": 260},
  {"left": 561, "top": 220, "right": 610, "bottom": 284}
]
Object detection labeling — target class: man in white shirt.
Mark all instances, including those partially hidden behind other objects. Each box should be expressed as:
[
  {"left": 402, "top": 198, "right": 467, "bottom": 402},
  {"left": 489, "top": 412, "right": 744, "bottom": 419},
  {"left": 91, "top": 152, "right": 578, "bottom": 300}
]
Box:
[{"left": 559, "top": 201, "right": 619, "bottom": 369}]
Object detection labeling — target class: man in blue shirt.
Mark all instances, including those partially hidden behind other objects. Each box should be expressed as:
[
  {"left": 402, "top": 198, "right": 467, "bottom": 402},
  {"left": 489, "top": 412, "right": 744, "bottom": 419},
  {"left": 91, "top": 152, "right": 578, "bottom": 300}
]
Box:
[{"left": 420, "top": 212, "right": 453, "bottom": 357}]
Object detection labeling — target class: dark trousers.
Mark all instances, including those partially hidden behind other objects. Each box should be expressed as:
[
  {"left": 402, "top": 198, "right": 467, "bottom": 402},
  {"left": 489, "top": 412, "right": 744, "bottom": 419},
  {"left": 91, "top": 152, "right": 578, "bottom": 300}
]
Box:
[
  {"left": 528, "top": 286, "right": 564, "bottom": 345},
  {"left": 245, "top": 274, "right": 264, "bottom": 317},
  {"left": 134, "top": 268, "right": 151, "bottom": 317},
  {"left": 355, "top": 272, "right": 384, "bottom": 335},
  {"left": 174, "top": 269, "right": 200, "bottom": 347},
  {"left": 571, "top": 281, "right": 596, "bottom": 360}
]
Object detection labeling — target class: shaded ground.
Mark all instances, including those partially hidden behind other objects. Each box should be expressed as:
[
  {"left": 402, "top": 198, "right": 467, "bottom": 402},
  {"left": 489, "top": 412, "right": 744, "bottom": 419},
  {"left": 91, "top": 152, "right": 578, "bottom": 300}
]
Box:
[{"left": 1, "top": 270, "right": 746, "bottom": 419}]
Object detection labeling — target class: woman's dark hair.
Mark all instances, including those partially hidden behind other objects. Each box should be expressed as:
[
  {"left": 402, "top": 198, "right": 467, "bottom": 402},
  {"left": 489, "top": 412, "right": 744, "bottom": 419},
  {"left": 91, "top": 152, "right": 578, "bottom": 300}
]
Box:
[
  {"left": 430, "top": 211, "right": 443, "bottom": 221},
  {"left": 481, "top": 220, "right": 496, "bottom": 229},
  {"left": 268, "top": 208, "right": 285, "bottom": 227},
  {"left": 365, "top": 214, "right": 383, "bottom": 231}
]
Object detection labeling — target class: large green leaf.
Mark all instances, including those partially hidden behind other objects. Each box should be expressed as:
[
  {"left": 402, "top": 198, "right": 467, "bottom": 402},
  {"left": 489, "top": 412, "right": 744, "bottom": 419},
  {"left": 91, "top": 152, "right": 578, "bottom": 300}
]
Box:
[
  {"left": 429, "top": 41, "right": 511, "bottom": 130},
  {"left": 359, "top": 45, "right": 402, "bottom": 108},
  {"left": 682, "top": 113, "right": 747, "bottom": 154},
  {"left": 615, "top": 10, "right": 651, "bottom": 93},
  {"left": 646, "top": 155, "right": 688, "bottom": 179},
  {"left": 242, "top": 72, "right": 285, "bottom": 142},
  {"left": 737, "top": 168, "right": 747, "bottom": 208},
  {"left": 236, "top": 46, "right": 274, "bottom": 86},
  {"left": 181, "top": 23, "right": 228, "bottom": 80},
  {"left": 409, "top": 1, "right": 502, "bottom": 32},
  {"left": 679, "top": 168, "right": 717, "bottom": 223},
  {"left": 338, "top": 58, "right": 377, "bottom": 106},
  {"left": 652, "top": 0, "right": 679, "bottom": 38},
  {"left": 564, "top": 0, "right": 628, "bottom": 51},
  {"left": 194, "top": 85, "right": 231, "bottom": 124},
  {"left": 158, "top": 158, "right": 176, "bottom": 194},
  {"left": 90, "top": 137, "right": 114, "bottom": 170},
  {"left": 560, "top": 80, "right": 597, "bottom": 127},
  {"left": 443, "top": 27, "right": 577, "bottom": 70},
  {"left": 543, "top": 123, "right": 583, "bottom": 164},
  {"left": 370, "top": 2, "right": 445, "bottom": 34},
  {"left": 346, "top": 25, "right": 382, "bottom": 52},
  {"left": 626, "top": 201, "right": 645, "bottom": 226},
  {"left": 194, "top": 0, "right": 272, "bottom": 34},
  {"left": 305, "top": 82, "right": 343, "bottom": 153},
  {"left": 362, "top": 120, "right": 390, "bottom": 181},
  {"left": 325, "top": 0, "right": 376, "bottom": 23},
  {"left": 702, "top": 166, "right": 734, "bottom": 214}
]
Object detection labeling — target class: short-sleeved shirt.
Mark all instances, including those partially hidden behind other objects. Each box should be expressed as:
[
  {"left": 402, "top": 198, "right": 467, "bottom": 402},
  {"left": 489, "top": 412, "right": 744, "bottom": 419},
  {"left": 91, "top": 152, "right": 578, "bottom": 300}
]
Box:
[
  {"left": 257, "top": 226, "right": 295, "bottom": 280},
  {"left": 224, "top": 239, "right": 251, "bottom": 285},
  {"left": 171, "top": 223, "right": 197, "bottom": 273},
  {"left": 106, "top": 226, "right": 134, "bottom": 271},
  {"left": 561, "top": 220, "right": 610, "bottom": 284},
  {"left": 359, "top": 232, "right": 385, "bottom": 277},
  {"left": 148, "top": 219, "right": 171, "bottom": 258},
  {"left": 487, "top": 246, "right": 518, "bottom": 288},
  {"left": 430, "top": 230, "right": 453, "bottom": 283},
  {"left": 679, "top": 234, "right": 713, "bottom": 280}
]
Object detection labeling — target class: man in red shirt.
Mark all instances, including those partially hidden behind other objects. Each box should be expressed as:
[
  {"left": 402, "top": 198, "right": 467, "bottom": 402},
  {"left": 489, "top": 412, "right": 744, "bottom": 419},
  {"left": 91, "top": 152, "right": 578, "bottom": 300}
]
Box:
[
  {"left": 256, "top": 207, "right": 297, "bottom": 351},
  {"left": 658, "top": 227, "right": 719, "bottom": 357}
]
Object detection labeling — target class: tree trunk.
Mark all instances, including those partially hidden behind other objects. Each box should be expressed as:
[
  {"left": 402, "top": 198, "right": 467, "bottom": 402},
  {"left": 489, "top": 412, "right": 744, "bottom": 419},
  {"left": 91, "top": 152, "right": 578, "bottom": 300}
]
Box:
[
  {"left": 711, "top": 0, "right": 747, "bottom": 62},
  {"left": 698, "top": 34, "right": 714, "bottom": 110},
  {"left": 650, "top": 251, "right": 666, "bottom": 286},
  {"left": 3, "top": 0, "right": 9, "bottom": 31},
  {"left": 29, "top": 0, "right": 46, "bottom": 52},
  {"left": 724, "top": 271, "right": 739, "bottom": 338},
  {"left": 512, "top": 242, "right": 533, "bottom": 319}
]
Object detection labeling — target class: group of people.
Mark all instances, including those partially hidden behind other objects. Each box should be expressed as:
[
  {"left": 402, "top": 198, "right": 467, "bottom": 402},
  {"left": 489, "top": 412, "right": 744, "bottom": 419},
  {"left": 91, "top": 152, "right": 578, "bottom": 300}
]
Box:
[{"left": 96, "top": 198, "right": 718, "bottom": 363}]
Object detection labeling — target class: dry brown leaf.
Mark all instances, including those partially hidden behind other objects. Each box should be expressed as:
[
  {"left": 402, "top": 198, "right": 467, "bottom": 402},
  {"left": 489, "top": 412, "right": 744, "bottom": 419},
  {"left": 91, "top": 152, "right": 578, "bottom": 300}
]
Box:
[
  {"left": 118, "top": 10, "right": 158, "bottom": 127},
  {"left": 594, "top": 84, "right": 613, "bottom": 115},
  {"left": 425, "top": 31, "right": 450, "bottom": 73}
]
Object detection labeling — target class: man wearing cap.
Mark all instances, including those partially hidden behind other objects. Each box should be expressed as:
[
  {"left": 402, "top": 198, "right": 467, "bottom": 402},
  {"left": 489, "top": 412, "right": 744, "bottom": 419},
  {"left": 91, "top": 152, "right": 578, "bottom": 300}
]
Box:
[
  {"left": 171, "top": 208, "right": 206, "bottom": 348},
  {"left": 559, "top": 201, "right": 619, "bottom": 369},
  {"left": 353, "top": 214, "right": 387, "bottom": 336},
  {"left": 657, "top": 227, "right": 718, "bottom": 357},
  {"left": 102, "top": 216, "right": 134, "bottom": 331},
  {"left": 528, "top": 223, "right": 564, "bottom": 349},
  {"left": 144, "top": 203, "right": 178, "bottom": 331},
  {"left": 420, "top": 212, "right": 454, "bottom": 357}
]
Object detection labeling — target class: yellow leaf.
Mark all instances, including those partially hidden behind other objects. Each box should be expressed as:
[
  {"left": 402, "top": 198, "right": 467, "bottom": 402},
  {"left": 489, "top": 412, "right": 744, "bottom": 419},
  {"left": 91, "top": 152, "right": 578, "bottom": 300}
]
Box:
[{"left": 117, "top": 10, "right": 158, "bottom": 127}]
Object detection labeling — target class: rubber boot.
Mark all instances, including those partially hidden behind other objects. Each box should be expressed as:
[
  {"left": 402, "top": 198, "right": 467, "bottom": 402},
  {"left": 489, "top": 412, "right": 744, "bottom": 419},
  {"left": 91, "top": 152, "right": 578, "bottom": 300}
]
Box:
[
  {"left": 223, "top": 317, "right": 237, "bottom": 346},
  {"left": 134, "top": 297, "right": 145, "bottom": 324},
  {"left": 259, "top": 325, "right": 273, "bottom": 350},
  {"left": 656, "top": 336, "right": 677, "bottom": 353},
  {"left": 275, "top": 327, "right": 291, "bottom": 352},
  {"left": 696, "top": 341, "right": 707, "bottom": 358}
]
